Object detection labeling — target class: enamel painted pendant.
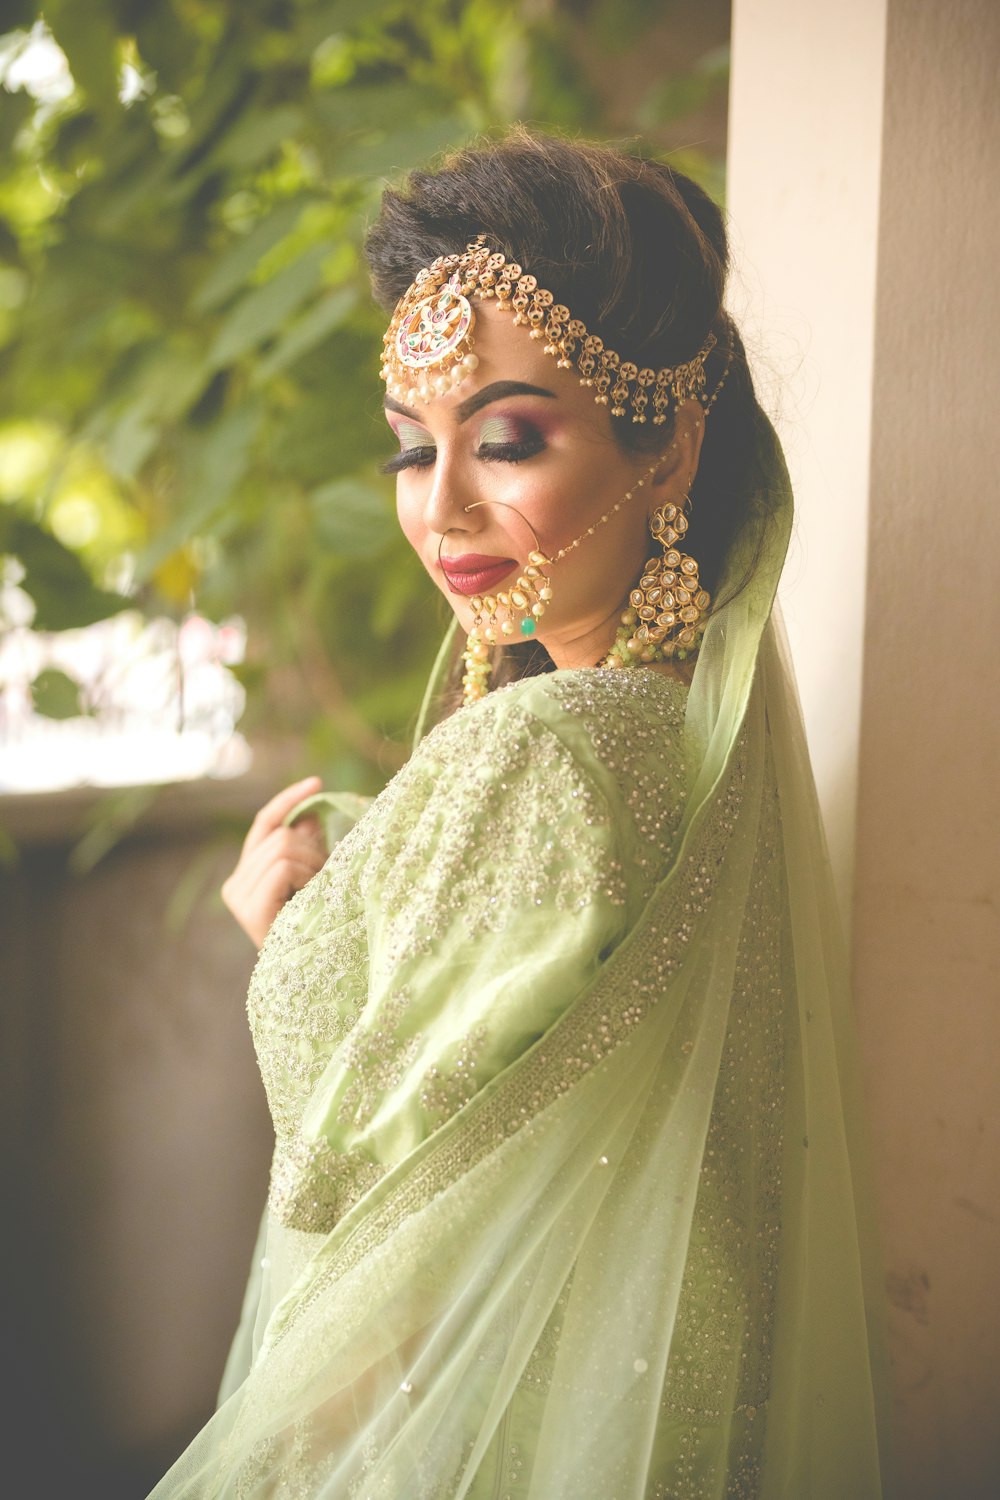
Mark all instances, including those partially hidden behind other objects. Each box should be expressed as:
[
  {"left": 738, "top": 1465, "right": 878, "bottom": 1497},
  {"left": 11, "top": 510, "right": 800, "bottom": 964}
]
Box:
[{"left": 385, "top": 274, "right": 480, "bottom": 404}]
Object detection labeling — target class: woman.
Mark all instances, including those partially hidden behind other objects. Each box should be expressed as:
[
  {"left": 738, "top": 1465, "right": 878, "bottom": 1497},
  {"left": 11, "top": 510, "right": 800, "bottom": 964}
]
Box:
[{"left": 155, "top": 133, "right": 886, "bottom": 1498}]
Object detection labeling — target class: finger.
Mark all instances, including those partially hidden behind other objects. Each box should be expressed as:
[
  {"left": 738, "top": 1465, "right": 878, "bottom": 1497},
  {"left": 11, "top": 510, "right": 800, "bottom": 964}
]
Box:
[
  {"left": 228, "top": 827, "right": 326, "bottom": 898},
  {"left": 271, "top": 855, "right": 325, "bottom": 894},
  {"left": 287, "top": 812, "right": 327, "bottom": 856},
  {"left": 243, "top": 776, "right": 322, "bottom": 854},
  {"left": 261, "top": 822, "right": 328, "bottom": 870},
  {"left": 255, "top": 857, "right": 325, "bottom": 913},
  {"left": 250, "top": 858, "right": 327, "bottom": 942},
  {"left": 222, "top": 855, "right": 323, "bottom": 935}
]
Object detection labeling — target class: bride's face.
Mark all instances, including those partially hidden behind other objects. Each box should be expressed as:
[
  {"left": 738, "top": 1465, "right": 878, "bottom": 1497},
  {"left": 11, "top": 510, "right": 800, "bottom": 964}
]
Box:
[{"left": 383, "top": 301, "right": 702, "bottom": 669}]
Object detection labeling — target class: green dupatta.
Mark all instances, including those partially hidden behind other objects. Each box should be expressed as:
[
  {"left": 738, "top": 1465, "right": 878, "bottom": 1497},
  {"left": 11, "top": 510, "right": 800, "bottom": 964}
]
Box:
[{"left": 150, "top": 411, "right": 887, "bottom": 1499}]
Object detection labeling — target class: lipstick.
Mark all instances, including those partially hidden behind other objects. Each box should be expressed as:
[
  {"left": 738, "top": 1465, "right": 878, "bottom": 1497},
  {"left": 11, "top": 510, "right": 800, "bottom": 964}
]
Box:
[{"left": 439, "top": 553, "right": 518, "bottom": 597}]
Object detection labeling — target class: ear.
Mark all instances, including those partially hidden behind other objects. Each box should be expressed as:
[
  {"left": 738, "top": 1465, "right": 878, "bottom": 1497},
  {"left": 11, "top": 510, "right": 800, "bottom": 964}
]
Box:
[{"left": 645, "top": 400, "right": 706, "bottom": 505}]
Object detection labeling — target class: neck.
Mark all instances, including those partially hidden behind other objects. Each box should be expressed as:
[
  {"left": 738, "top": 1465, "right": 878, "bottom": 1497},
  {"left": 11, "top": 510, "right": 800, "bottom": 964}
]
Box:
[{"left": 541, "top": 605, "right": 623, "bottom": 670}]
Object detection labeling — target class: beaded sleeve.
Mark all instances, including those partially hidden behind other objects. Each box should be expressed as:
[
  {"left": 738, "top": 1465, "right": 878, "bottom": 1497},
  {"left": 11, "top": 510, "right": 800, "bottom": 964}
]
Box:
[{"left": 248, "top": 671, "right": 689, "bottom": 1237}]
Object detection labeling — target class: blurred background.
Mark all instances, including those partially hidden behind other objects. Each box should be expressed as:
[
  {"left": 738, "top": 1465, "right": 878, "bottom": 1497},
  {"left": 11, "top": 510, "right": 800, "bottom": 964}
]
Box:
[
  {"left": 0, "top": 2, "right": 729, "bottom": 1495},
  {"left": 2, "top": 3, "right": 999, "bottom": 1499}
]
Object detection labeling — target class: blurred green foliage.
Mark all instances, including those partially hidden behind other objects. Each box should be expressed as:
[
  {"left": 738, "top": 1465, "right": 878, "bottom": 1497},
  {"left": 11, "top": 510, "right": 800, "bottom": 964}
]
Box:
[{"left": 0, "top": 0, "right": 727, "bottom": 791}]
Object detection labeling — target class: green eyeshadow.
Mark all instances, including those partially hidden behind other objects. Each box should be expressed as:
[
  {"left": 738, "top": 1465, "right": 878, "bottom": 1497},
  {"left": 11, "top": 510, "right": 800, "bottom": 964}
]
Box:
[
  {"left": 478, "top": 414, "right": 522, "bottom": 445},
  {"left": 397, "top": 419, "right": 431, "bottom": 449}
]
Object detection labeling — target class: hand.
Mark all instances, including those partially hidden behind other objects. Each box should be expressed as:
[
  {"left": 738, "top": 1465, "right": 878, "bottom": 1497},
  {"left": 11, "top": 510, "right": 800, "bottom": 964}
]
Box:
[{"left": 222, "top": 776, "right": 328, "bottom": 948}]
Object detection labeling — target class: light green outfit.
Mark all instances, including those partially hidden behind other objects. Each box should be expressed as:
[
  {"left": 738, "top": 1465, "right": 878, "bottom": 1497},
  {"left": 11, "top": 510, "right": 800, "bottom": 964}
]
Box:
[{"left": 150, "top": 415, "right": 887, "bottom": 1498}]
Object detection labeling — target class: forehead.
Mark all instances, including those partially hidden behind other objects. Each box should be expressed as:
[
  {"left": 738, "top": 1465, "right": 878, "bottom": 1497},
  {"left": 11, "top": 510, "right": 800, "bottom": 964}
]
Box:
[{"left": 386, "top": 300, "right": 607, "bottom": 426}]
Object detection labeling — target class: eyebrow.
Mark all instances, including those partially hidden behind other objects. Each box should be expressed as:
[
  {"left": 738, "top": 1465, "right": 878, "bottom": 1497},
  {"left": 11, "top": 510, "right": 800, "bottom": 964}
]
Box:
[{"left": 383, "top": 380, "right": 557, "bottom": 425}]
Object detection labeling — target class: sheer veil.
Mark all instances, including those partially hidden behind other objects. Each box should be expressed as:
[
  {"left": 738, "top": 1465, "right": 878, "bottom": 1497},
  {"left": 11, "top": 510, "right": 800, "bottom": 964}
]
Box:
[{"left": 150, "top": 409, "right": 887, "bottom": 1498}]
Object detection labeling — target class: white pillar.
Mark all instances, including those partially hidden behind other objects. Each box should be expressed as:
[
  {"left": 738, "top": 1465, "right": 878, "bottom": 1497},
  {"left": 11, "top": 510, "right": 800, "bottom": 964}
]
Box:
[
  {"left": 727, "top": 0, "right": 888, "bottom": 911},
  {"left": 728, "top": 3, "right": 1000, "bottom": 1497}
]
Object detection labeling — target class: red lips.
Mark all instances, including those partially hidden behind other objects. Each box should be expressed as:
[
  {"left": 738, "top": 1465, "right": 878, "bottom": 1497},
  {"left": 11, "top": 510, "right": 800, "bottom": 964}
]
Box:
[{"left": 439, "top": 553, "right": 518, "bottom": 596}]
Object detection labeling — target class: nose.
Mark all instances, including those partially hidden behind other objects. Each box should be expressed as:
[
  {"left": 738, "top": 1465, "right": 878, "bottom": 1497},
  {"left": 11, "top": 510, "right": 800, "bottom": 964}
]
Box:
[{"left": 420, "top": 444, "right": 478, "bottom": 539}]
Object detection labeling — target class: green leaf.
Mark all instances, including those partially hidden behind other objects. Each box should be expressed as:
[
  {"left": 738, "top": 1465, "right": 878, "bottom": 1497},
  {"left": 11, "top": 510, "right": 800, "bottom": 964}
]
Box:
[
  {"left": 44, "top": 0, "right": 121, "bottom": 121},
  {"left": 85, "top": 343, "right": 214, "bottom": 477},
  {"left": 305, "top": 0, "right": 396, "bottom": 48},
  {"left": 253, "top": 285, "right": 358, "bottom": 383},
  {"left": 267, "top": 325, "right": 381, "bottom": 481},
  {"left": 136, "top": 402, "right": 262, "bottom": 580},
  {"left": 30, "top": 666, "right": 83, "bottom": 720},
  {"left": 0, "top": 513, "right": 129, "bottom": 630},
  {"left": 333, "top": 116, "right": 471, "bottom": 179},
  {"left": 98, "top": 400, "right": 160, "bottom": 479},
  {"left": 190, "top": 197, "right": 312, "bottom": 313},
  {"left": 312, "top": 82, "right": 444, "bottom": 133},
  {"left": 310, "top": 477, "right": 395, "bottom": 557},
  {"left": 210, "top": 105, "right": 306, "bottom": 170},
  {"left": 207, "top": 243, "right": 328, "bottom": 367}
]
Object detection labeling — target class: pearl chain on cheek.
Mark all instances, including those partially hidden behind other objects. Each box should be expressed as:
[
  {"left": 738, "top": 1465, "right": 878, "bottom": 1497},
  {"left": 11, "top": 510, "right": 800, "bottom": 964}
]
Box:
[
  {"left": 550, "top": 457, "right": 661, "bottom": 564},
  {"left": 460, "top": 441, "right": 691, "bottom": 704},
  {"left": 458, "top": 424, "right": 712, "bottom": 701}
]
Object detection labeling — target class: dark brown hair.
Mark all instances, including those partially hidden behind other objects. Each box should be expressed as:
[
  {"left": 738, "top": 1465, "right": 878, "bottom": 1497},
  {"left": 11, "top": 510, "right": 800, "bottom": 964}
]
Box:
[{"left": 365, "top": 129, "right": 765, "bottom": 689}]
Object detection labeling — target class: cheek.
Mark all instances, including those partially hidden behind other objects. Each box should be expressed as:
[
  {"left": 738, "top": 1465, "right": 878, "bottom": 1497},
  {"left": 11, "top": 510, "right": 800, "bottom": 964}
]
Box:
[
  {"left": 395, "top": 486, "right": 424, "bottom": 548},
  {"left": 395, "top": 493, "right": 437, "bottom": 572},
  {"left": 511, "top": 462, "right": 634, "bottom": 556}
]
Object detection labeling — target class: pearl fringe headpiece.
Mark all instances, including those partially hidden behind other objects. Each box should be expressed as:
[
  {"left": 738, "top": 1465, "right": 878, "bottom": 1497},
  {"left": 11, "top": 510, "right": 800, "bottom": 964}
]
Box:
[{"left": 380, "top": 237, "right": 721, "bottom": 425}]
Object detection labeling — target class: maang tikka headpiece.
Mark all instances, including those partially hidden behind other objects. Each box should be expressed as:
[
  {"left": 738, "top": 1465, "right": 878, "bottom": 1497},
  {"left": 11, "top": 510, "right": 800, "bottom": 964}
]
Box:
[
  {"left": 380, "top": 237, "right": 729, "bottom": 703},
  {"left": 381, "top": 236, "right": 720, "bottom": 425}
]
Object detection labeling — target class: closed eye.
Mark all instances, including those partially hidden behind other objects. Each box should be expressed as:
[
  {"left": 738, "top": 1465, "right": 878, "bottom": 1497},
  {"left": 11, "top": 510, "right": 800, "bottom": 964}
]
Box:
[
  {"left": 378, "top": 430, "right": 546, "bottom": 475},
  {"left": 477, "top": 435, "right": 546, "bottom": 463},
  {"left": 379, "top": 446, "right": 436, "bottom": 474}
]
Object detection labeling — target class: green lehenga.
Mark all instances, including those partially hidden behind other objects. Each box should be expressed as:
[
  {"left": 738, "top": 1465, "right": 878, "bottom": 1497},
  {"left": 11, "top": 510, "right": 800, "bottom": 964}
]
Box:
[{"left": 150, "top": 413, "right": 886, "bottom": 1499}]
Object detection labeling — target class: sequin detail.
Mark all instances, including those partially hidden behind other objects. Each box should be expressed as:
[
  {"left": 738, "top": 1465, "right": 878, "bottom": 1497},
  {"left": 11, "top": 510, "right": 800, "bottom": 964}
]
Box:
[
  {"left": 258, "top": 683, "right": 741, "bottom": 1353},
  {"left": 420, "top": 1025, "right": 488, "bottom": 1123},
  {"left": 249, "top": 673, "right": 673, "bottom": 1234},
  {"left": 224, "top": 668, "right": 796, "bottom": 1500}
]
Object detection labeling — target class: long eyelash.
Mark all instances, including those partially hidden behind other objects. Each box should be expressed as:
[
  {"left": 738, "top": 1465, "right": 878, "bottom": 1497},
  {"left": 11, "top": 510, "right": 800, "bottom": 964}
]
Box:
[
  {"left": 477, "top": 437, "right": 545, "bottom": 464},
  {"left": 378, "top": 448, "right": 436, "bottom": 474},
  {"left": 378, "top": 435, "right": 545, "bottom": 476}
]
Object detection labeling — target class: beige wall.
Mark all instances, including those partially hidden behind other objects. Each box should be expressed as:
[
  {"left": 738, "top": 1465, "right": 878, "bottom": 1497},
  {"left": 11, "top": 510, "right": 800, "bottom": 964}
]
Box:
[
  {"left": 729, "top": 2, "right": 1000, "bottom": 1497},
  {"left": 1, "top": 786, "right": 274, "bottom": 1496}
]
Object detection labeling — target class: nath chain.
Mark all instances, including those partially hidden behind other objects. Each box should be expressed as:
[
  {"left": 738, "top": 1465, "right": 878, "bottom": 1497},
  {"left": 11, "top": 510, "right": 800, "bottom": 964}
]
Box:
[{"left": 460, "top": 432, "right": 709, "bottom": 701}]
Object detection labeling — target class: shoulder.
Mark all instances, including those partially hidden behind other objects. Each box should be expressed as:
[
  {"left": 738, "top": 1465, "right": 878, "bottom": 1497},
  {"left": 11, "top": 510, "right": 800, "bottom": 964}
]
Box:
[
  {"left": 511, "top": 666, "right": 689, "bottom": 752},
  {"left": 383, "top": 667, "right": 690, "bottom": 891},
  {"left": 356, "top": 671, "right": 646, "bottom": 936},
  {"left": 414, "top": 666, "right": 688, "bottom": 773},
  {"left": 376, "top": 671, "right": 633, "bottom": 850},
  {"left": 399, "top": 668, "right": 690, "bottom": 834}
]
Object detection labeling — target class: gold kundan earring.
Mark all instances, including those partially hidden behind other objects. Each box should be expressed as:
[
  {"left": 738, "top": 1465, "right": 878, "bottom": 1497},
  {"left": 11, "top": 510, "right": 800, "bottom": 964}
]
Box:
[{"left": 613, "top": 497, "right": 711, "bottom": 662}]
